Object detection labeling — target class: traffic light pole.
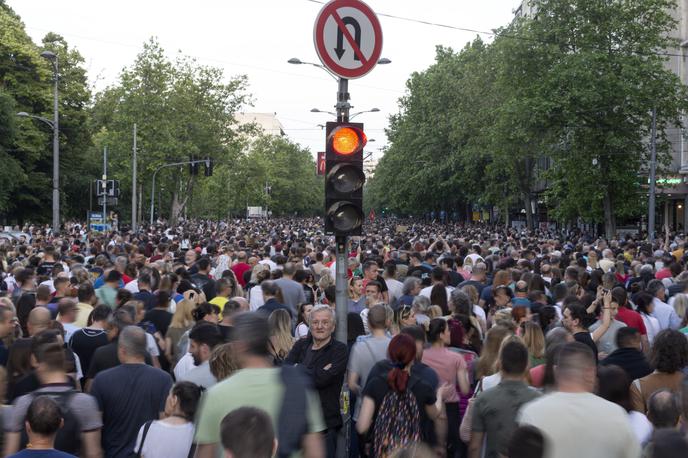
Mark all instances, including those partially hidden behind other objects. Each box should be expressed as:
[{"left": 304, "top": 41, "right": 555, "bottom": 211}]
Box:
[
  {"left": 102, "top": 146, "right": 107, "bottom": 228},
  {"left": 334, "top": 77, "right": 350, "bottom": 344}
]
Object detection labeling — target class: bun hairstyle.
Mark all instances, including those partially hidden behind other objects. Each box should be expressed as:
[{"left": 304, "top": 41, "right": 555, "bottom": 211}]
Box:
[{"left": 386, "top": 334, "right": 416, "bottom": 392}]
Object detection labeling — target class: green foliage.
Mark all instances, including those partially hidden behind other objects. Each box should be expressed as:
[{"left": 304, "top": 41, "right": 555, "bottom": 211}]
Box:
[
  {"left": 91, "top": 38, "right": 250, "bottom": 224},
  {"left": 369, "top": 0, "right": 688, "bottom": 236},
  {"left": 0, "top": 3, "right": 93, "bottom": 223},
  {"left": 191, "top": 134, "right": 323, "bottom": 218}
]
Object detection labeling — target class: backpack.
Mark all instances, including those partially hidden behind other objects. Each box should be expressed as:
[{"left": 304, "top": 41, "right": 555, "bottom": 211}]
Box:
[
  {"left": 372, "top": 380, "right": 422, "bottom": 458},
  {"left": 20, "top": 390, "right": 81, "bottom": 455},
  {"left": 276, "top": 365, "right": 310, "bottom": 458}
]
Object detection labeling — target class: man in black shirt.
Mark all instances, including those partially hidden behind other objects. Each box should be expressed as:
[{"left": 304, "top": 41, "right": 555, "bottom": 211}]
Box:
[
  {"left": 600, "top": 327, "right": 652, "bottom": 381},
  {"left": 407, "top": 252, "right": 432, "bottom": 287},
  {"left": 191, "top": 257, "right": 217, "bottom": 300},
  {"left": 257, "top": 281, "right": 292, "bottom": 318},
  {"left": 90, "top": 326, "right": 173, "bottom": 458},
  {"left": 285, "top": 305, "right": 348, "bottom": 458},
  {"left": 132, "top": 273, "right": 156, "bottom": 311},
  {"left": 69, "top": 304, "right": 112, "bottom": 380},
  {"left": 86, "top": 307, "right": 152, "bottom": 390},
  {"left": 440, "top": 257, "right": 462, "bottom": 288}
]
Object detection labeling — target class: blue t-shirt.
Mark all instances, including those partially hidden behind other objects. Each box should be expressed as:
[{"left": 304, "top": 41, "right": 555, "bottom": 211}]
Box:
[
  {"left": 8, "top": 450, "right": 76, "bottom": 458},
  {"left": 90, "top": 364, "right": 173, "bottom": 458}
]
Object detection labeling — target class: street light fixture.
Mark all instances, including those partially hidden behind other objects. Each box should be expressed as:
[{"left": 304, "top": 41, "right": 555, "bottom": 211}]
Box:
[
  {"left": 288, "top": 56, "right": 391, "bottom": 80},
  {"left": 311, "top": 108, "right": 337, "bottom": 116},
  {"left": 311, "top": 107, "right": 380, "bottom": 119},
  {"left": 17, "top": 112, "right": 54, "bottom": 129}
]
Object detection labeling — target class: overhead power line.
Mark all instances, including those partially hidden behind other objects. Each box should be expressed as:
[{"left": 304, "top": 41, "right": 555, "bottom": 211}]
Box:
[{"left": 302, "top": 0, "right": 688, "bottom": 59}]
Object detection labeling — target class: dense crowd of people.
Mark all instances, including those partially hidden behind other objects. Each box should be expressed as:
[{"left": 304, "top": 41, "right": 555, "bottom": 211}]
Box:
[{"left": 0, "top": 218, "right": 686, "bottom": 457}]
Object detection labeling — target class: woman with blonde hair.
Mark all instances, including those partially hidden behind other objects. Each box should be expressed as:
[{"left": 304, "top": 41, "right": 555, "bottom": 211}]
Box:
[
  {"left": 165, "top": 298, "right": 196, "bottom": 366},
  {"left": 521, "top": 321, "right": 546, "bottom": 367},
  {"left": 672, "top": 293, "right": 688, "bottom": 323},
  {"left": 209, "top": 343, "right": 240, "bottom": 382},
  {"left": 391, "top": 305, "right": 416, "bottom": 335},
  {"left": 427, "top": 305, "right": 443, "bottom": 320},
  {"left": 317, "top": 269, "right": 335, "bottom": 301},
  {"left": 475, "top": 325, "right": 514, "bottom": 381},
  {"left": 268, "top": 309, "right": 294, "bottom": 365}
]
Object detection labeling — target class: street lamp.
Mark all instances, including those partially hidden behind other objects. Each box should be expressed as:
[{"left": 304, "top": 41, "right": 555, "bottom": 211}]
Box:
[
  {"left": 39, "top": 50, "right": 59, "bottom": 233},
  {"left": 311, "top": 108, "right": 336, "bottom": 116},
  {"left": 311, "top": 107, "right": 380, "bottom": 119},
  {"left": 288, "top": 57, "right": 391, "bottom": 80},
  {"left": 351, "top": 108, "right": 380, "bottom": 120}
]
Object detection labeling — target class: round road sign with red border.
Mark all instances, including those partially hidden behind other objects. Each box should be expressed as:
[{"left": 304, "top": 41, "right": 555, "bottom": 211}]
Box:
[{"left": 313, "top": 0, "right": 383, "bottom": 79}]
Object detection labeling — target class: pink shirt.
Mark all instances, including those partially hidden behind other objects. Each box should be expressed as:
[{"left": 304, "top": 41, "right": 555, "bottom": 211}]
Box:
[{"left": 421, "top": 347, "right": 467, "bottom": 403}]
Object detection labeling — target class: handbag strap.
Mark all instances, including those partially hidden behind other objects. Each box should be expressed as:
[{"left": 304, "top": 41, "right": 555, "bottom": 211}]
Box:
[{"left": 136, "top": 420, "right": 154, "bottom": 458}]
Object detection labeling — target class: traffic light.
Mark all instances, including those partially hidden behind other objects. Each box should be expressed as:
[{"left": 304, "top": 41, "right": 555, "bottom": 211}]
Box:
[
  {"left": 324, "top": 121, "right": 366, "bottom": 236},
  {"left": 204, "top": 158, "right": 213, "bottom": 177},
  {"left": 189, "top": 157, "right": 199, "bottom": 175}
]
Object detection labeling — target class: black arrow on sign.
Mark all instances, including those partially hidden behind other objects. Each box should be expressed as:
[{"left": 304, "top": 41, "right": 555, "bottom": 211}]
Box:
[{"left": 334, "top": 16, "right": 361, "bottom": 61}]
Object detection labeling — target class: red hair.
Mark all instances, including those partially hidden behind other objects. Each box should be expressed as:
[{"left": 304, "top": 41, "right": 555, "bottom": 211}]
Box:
[
  {"left": 386, "top": 334, "right": 416, "bottom": 392},
  {"left": 512, "top": 307, "right": 527, "bottom": 323}
]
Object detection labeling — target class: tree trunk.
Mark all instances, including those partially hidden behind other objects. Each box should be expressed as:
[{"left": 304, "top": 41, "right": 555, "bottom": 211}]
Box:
[
  {"left": 169, "top": 174, "right": 194, "bottom": 226},
  {"left": 524, "top": 193, "right": 534, "bottom": 230},
  {"left": 603, "top": 186, "right": 616, "bottom": 239}
]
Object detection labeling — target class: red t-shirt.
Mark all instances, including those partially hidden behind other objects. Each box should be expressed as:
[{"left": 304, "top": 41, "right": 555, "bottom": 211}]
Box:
[
  {"left": 231, "top": 263, "right": 251, "bottom": 287},
  {"left": 616, "top": 306, "right": 647, "bottom": 335},
  {"left": 655, "top": 268, "right": 673, "bottom": 280}
]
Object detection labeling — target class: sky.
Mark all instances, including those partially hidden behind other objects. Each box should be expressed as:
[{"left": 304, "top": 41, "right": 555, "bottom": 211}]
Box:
[{"left": 8, "top": 0, "right": 520, "bottom": 161}]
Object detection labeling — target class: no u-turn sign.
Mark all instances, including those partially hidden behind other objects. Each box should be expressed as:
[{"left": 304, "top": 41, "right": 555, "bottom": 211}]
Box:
[{"left": 313, "top": 0, "right": 383, "bottom": 79}]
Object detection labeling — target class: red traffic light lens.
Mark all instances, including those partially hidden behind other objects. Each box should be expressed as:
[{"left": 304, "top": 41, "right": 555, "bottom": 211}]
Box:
[{"left": 331, "top": 127, "right": 367, "bottom": 155}]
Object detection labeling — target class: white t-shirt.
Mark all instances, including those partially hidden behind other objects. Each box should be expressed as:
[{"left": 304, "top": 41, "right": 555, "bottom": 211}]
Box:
[
  {"left": 295, "top": 322, "right": 309, "bottom": 339},
  {"left": 385, "top": 278, "right": 404, "bottom": 304},
  {"left": 641, "top": 314, "right": 661, "bottom": 345},
  {"left": 145, "top": 332, "right": 160, "bottom": 357},
  {"left": 174, "top": 352, "right": 195, "bottom": 381},
  {"left": 473, "top": 304, "right": 486, "bottom": 323},
  {"left": 124, "top": 279, "right": 139, "bottom": 293},
  {"left": 419, "top": 285, "right": 452, "bottom": 303},
  {"left": 518, "top": 392, "right": 641, "bottom": 458},
  {"left": 628, "top": 411, "right": 652, "bottom": 446},
  {"left": 134, "top": 420, "right": 195, "bottom": 458},
  {"left": 39, "top": 279, "right": 56, "bottom": 294},
  {"left": 249, "top": 286, "right": 264, "bottom": 311}
]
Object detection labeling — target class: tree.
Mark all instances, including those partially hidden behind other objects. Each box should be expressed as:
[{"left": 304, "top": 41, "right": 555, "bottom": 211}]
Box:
[
  {"left": 92, "top": 38, "right": 249, "bottom": 225},
  {"left": 527, "top": 0, "right": 687, "bottom": 237},
  {"left": 41, "top": 32, "right": 96, "bottom": 220},
  {"left": 190, "top": 134, "right": 323, "bottom": 218},
  {"left": 0, "top": 3, "right": 94, "bottom": 224},
  {"left": 371, "top": 0, "right": 688, "bottom": 237}
]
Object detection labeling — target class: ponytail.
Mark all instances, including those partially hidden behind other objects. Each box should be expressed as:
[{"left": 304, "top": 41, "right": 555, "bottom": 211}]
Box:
[{"left": 385, "top": 334, "right": 416, "bottom": 392}]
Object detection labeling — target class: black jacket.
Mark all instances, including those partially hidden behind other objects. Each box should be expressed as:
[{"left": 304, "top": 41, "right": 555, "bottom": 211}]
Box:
[
  {"left": 600, "top": 347, "right": 653, "bottom": 381},
  {"left": 258, "top": 298, "right": 293, "bottom": 319},
  {"left": 285, "top": 335, "right": 348, "bottom": 429}
]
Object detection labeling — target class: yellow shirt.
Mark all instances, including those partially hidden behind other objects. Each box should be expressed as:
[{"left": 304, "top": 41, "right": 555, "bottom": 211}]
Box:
[{"left": 209, "top": 296, "right": 229, "bottom": 315}]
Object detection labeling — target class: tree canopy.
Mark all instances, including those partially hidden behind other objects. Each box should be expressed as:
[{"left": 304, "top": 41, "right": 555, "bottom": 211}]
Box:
[{"left": 368, "top": 0, "right": 688, "bottom": 237}]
